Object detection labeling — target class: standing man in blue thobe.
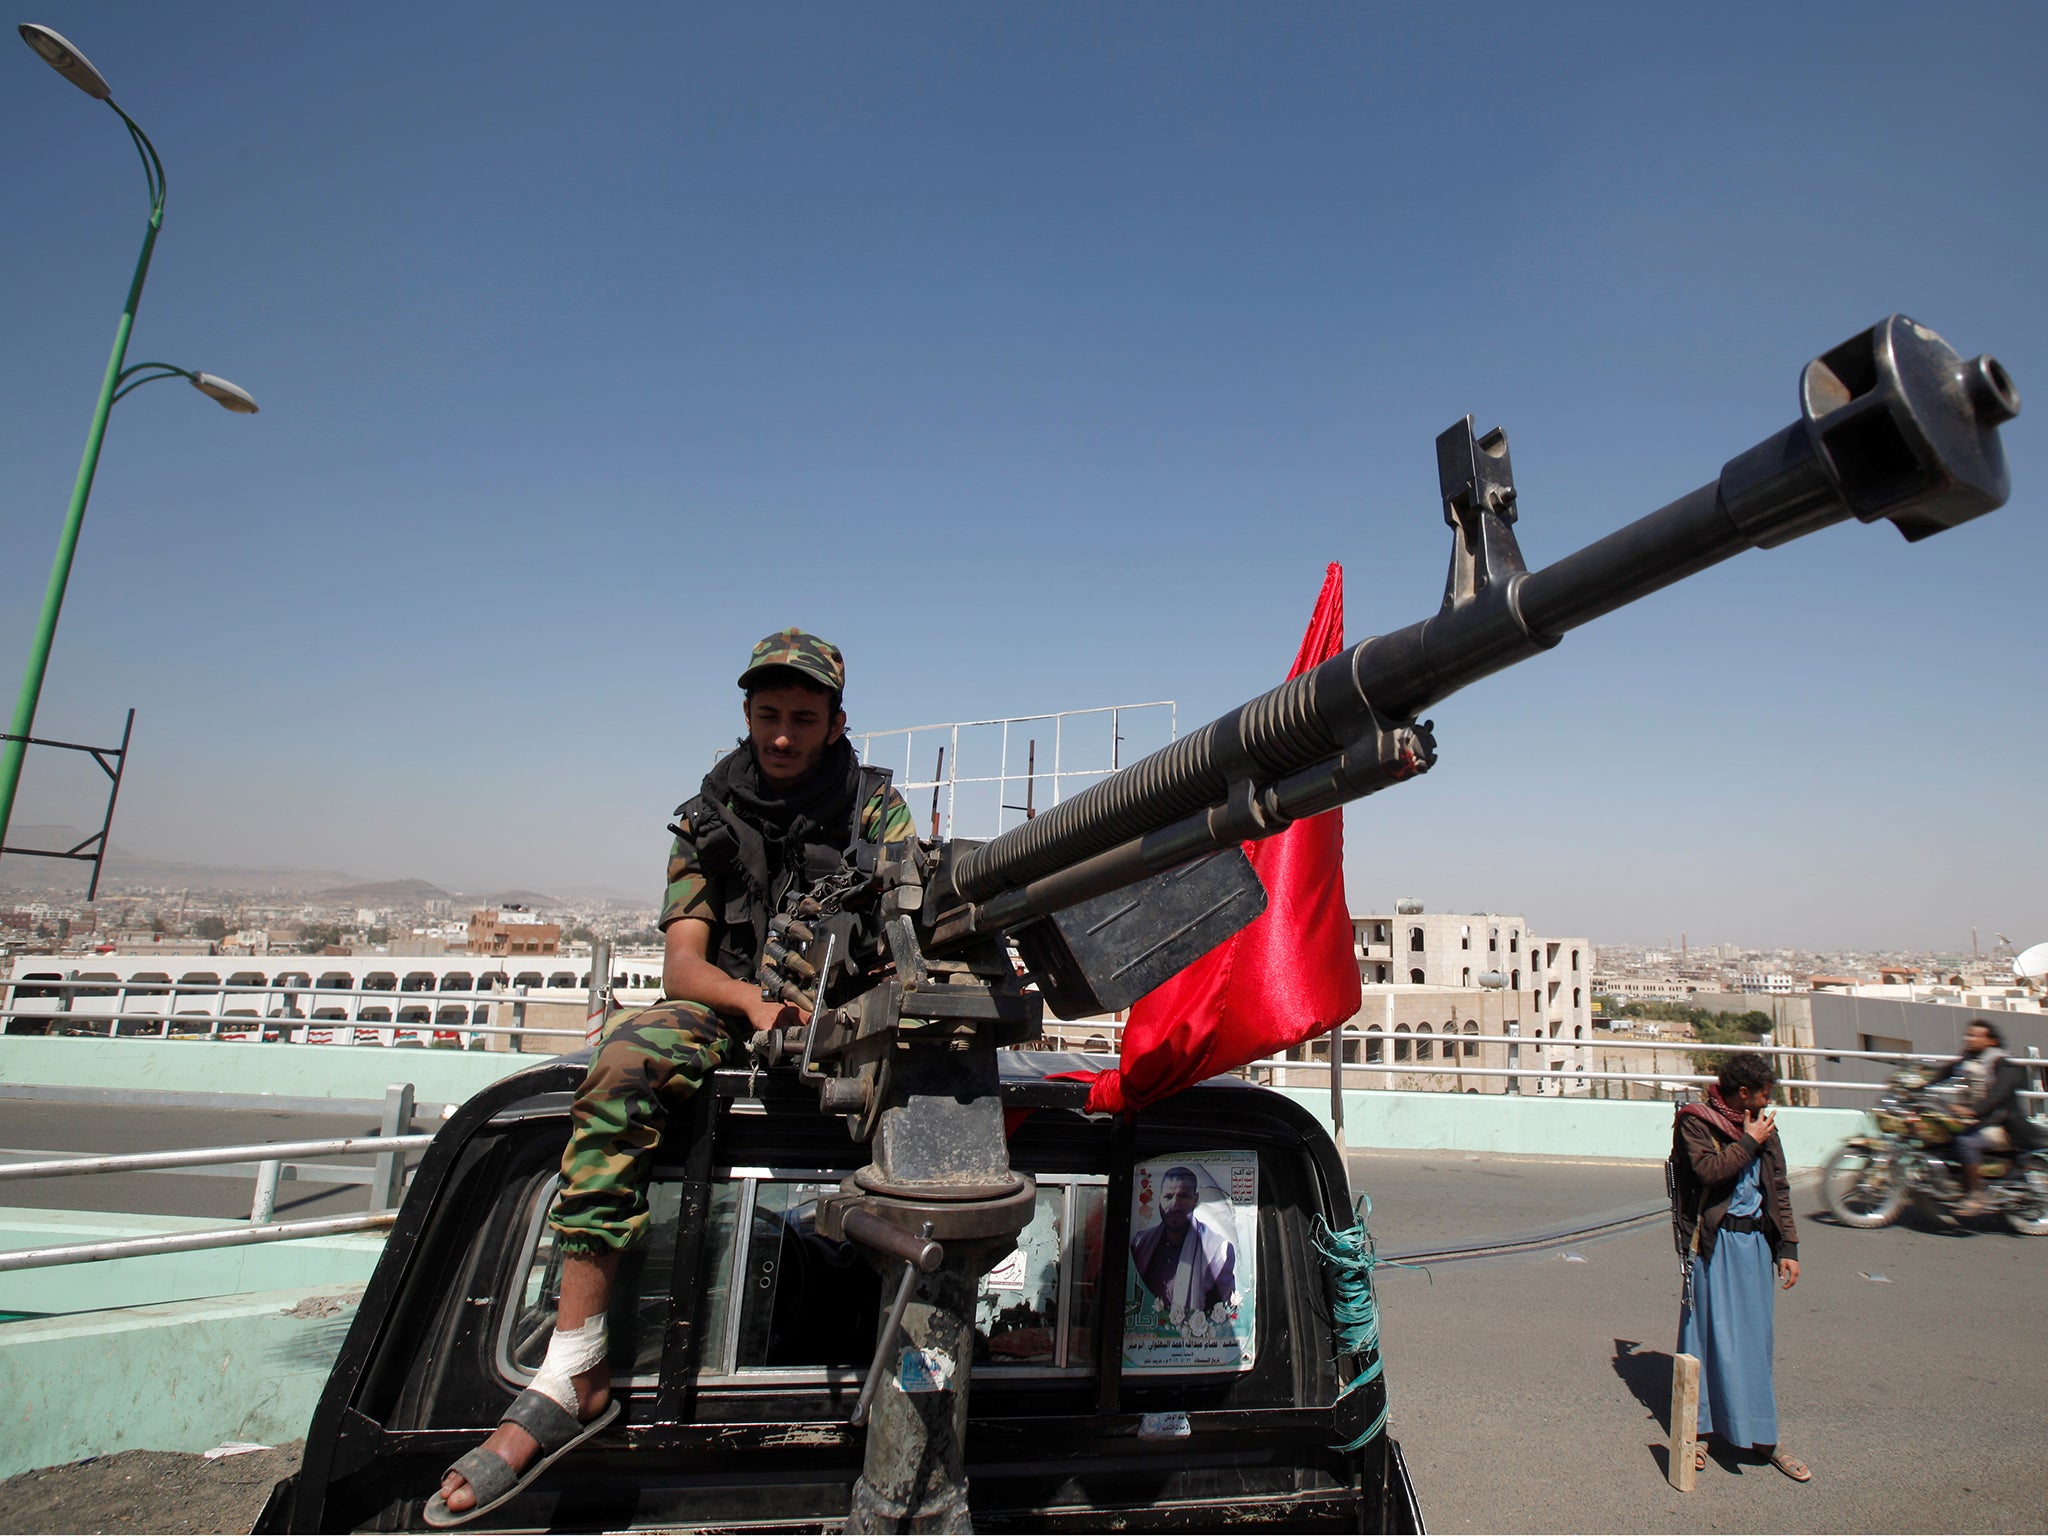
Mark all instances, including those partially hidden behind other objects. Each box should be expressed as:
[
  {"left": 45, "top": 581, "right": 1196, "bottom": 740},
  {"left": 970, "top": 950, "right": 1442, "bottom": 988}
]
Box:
[{"left": 1672, "top": 1051, "right": 1811, "bottom": 1483}]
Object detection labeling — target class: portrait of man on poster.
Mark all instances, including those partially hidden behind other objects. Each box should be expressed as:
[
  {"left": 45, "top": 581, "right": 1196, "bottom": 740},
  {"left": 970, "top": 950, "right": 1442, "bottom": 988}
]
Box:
[{"left": 1130, "top": 1164, "right": 1238, "bottom": 1315}]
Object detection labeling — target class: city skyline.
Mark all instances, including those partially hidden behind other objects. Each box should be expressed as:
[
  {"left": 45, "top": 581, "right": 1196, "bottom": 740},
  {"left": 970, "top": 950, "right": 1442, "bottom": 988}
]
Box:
[
  {"left": 0, "top": 827, "right": 2029, "bottom": 961},
  {"left": 3, "top": 5, "right": 2043, "bottom": 955}
]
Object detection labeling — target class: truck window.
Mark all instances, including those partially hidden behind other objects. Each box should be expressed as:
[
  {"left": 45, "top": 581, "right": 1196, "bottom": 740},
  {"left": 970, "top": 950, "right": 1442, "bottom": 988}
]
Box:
[
  {"left": 976, "top": 1185, "right": 1061, "bottom": 1366},
  {"left": 730, "top": 1180, "right": 881, "bottom": 1373},
  {"left": 501, "top": 1177, "right": 687, "bottom": 1390},
  {"left": 493, "top": 1170, "right": 1111, "bottom": 1396}
]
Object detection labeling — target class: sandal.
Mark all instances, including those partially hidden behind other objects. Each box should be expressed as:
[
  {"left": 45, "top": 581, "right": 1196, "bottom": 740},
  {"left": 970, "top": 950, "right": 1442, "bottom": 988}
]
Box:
[
  {"left": 423, "top": 1392, "right": 621, "bottom": 1529},
  {"left": 1693, "top": 1441, "right": 1709, "bottom": 1472},
  {"left": 1767, "top": 1450, "right": 1811, "bottom": 1482}
]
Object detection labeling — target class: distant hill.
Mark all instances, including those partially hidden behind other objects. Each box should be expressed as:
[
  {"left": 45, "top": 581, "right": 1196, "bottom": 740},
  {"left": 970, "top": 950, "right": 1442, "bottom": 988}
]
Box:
[
  {"left": 313, "top": 878, "right": 456, "bottom": 905},
  {"left": 0, "top": 828, "right": 363, "bottom": 896},
  {"left": 0, "top": 835, "right": 645, "bottom": 913},
  {"left": 554, "top": 884, "right": 656, "bottom": 909},
  {"left": 457, "top": 888, "right": 562, "bottom": 910}
]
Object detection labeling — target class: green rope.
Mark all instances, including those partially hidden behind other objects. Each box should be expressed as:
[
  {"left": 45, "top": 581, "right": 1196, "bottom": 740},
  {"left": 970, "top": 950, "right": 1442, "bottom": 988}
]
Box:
[{"left": 1312, "top": 1194, "right": 1396, "bottom": 1453}]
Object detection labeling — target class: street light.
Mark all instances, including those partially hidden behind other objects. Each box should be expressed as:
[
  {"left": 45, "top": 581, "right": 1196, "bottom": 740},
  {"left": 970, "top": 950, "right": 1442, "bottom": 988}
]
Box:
[
  {"left": 0, "top": 25, "right": 258, "bottom": 861},
  {"left": 113, "top": 362, "right": 261, "bottom": 414},
  {"left": 17, "top": 21, "right": 108, "bottom": 97}
]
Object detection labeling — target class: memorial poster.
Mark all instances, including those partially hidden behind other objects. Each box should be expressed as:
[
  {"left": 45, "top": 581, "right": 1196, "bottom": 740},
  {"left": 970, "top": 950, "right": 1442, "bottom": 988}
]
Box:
[{"left": 1122, "top": 1151, "right": 1257, "bottom": 1372}]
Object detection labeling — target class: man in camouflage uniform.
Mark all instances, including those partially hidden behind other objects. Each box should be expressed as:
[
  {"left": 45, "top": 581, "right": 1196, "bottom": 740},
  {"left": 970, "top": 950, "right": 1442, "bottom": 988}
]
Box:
[{"left": 432, "top": 629, "right": 914, "bottom": 1527}]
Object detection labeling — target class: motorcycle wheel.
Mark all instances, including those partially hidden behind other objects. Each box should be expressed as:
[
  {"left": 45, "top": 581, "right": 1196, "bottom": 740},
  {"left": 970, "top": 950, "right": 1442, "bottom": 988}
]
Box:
[
  {"left": 1822, "top": 1143, "right": 1907, "bottom": 1228},
  {"left": 2003, "top": 1154, "right": 2048, "bottom": 1237}
]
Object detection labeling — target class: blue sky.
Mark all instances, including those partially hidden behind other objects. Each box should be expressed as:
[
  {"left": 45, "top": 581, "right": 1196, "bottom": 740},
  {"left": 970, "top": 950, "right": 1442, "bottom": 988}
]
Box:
[{"left": 3, "top": 3, "right": 2042, "bottom": 951}]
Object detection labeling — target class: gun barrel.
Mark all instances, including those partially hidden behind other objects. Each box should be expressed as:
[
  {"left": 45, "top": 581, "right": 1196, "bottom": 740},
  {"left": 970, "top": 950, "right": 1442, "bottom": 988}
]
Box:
[{"left": 947, "top": 316, "right": 2016, "bottom": 922}]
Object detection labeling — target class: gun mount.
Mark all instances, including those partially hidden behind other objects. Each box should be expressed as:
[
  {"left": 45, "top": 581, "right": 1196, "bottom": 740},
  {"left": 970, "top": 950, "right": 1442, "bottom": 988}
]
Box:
[{"left": 748, "top": 313, "right": 2017, "bottom": 1531}]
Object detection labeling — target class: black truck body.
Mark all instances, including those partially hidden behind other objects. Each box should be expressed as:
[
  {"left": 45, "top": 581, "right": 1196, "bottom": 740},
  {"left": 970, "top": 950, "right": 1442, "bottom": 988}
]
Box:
[{"left": 264, "top": 1051, "right": 1421, "bottom": 1533}]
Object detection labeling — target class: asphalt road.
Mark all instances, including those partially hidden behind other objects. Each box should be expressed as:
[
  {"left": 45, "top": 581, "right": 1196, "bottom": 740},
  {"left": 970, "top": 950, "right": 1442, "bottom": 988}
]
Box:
[
  {"left": 1350, "top": 1149, "right": 2047, "bottom": 1534},
  {"left": 0, "top": 1100, "right": 432, "bottom": 1222}
]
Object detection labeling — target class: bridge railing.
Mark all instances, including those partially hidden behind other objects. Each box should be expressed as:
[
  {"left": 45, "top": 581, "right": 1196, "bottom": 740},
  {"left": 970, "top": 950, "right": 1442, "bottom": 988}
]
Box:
[
  {"left": 0, "top": 1082, "right": 431, "bottom": 1273},
  {"left": 0, "top": 974, "right": 591, "bottom": 1049},
  {"left": 1039, "top": 1019, "right": 2048, "bottom": 1107},
  {"left": 10, "top": 976, "right": 2042, "bottom": 1106}
]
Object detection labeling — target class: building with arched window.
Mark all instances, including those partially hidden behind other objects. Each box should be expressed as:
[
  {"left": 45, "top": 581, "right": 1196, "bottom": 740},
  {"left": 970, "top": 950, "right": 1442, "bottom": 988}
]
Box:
[
  {"left": 0, "top": 948, "right": 670, "bottom": 1054},
  {"left": 1330, "top": 904, "right": 1597, "bottom": 1095}
]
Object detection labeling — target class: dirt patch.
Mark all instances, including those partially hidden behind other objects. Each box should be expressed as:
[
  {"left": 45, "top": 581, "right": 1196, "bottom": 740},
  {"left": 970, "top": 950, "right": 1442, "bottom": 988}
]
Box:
[
  {"left": 0, "top": 1443, "right": 301, "bottom": 1534},
  {"left": 279, "top": 1292, "right": 355, "bottom": 1320}
]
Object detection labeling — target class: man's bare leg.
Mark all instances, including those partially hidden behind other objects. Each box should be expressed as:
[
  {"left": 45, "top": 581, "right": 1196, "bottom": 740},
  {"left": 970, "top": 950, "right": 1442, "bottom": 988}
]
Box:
[
  {"left": 437, "top": 1248, "right": 617, "bottom": 1514},
  {"left": 1957, "top": 1149, "right": 1986, "bottom": 1214}
]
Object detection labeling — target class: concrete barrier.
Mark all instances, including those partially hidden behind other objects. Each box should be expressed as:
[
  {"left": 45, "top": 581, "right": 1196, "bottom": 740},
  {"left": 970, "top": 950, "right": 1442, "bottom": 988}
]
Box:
[
  {"left": 1278, "top": 1087, "right": 1867, "bottom": 1169},
  {"left": 0, "top": 1283, "right": 360, "bottom": 1480}
]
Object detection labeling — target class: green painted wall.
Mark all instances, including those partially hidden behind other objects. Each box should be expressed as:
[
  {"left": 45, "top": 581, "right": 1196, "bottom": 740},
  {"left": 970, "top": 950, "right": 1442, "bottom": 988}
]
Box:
[
  {"left": 1278, "top": 1087, "right": 1867, "bottom": 1170},
  {"left": 0, "top": 1284, "right": 360, "bottom": 1479},
  {"left": 0, "top": 1034, "right": 553, "bottom": 1105},
  {"left": 0, "top": 1208, "right": 385, "bottom": 1315}
]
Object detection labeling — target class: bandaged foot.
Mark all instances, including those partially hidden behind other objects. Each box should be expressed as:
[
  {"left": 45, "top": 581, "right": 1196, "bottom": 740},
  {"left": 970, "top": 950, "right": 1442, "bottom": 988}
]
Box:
[
  {"left": 527, "top": 1315, "right": 608, "bottom": 1413},
  {"left": 435, "top": 1315, "right": 611, "bottom": 1518}
]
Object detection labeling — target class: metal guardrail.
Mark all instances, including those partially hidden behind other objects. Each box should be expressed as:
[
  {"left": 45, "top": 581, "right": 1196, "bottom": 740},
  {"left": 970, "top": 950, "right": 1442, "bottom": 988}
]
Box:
[
  {"left": 0, "top": 1017, "right": 2036, "bottom": 1273},
  {"left": 0, "top": 1210, "right": 398, "bottom": 1273},
  {"left": 1234, "top": 1030, "right": 2048, "bottom": 1103},
  {"left": 0, "top": 1131, "right": 437, "bottom": 1181},
  {"left": 1041, "top": 1020, "right": 2047, "bottom": 1103},
  {"left": 0, "top": 974, "right": 590, "bottom": 1047},
  {"left": 0, "top": 1082, "right": 431, "bottom": 1270},
  {"left": 9, "top": 973, "right": 2042, "bottom": 1103}
]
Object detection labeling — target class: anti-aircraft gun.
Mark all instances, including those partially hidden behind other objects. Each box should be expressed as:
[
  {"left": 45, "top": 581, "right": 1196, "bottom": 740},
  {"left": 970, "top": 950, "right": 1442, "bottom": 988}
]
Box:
[{"left": 744, "top": 314, "right": 2019, "bottom": 1532}]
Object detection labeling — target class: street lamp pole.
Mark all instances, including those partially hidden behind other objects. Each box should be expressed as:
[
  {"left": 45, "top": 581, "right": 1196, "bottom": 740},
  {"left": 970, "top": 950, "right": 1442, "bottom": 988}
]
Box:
[{"left": 0, "top": 26, "right": 255, "bottom": 860}]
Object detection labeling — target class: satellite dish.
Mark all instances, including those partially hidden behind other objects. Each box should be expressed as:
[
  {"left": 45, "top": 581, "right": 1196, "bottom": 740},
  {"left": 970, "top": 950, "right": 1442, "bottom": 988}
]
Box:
[{"left": 2013, "top": 942, "right": 2048, "bottom": 983}]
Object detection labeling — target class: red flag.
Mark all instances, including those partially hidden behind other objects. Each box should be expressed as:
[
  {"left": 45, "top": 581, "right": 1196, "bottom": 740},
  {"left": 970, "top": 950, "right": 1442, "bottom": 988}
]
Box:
[{"left": 1084, "top": 564, "right": 1361, "bottom": 1116}]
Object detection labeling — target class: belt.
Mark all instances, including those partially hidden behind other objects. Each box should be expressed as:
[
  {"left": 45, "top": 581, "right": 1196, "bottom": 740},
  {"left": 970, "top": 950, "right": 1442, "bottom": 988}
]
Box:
[{"left": 1719, "top": 1213, "right": 1766, "bottom": 1234}]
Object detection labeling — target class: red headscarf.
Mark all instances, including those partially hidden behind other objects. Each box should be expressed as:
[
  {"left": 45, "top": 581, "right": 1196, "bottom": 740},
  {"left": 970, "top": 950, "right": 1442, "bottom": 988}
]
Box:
[{"left": 1675, "top": 1083, "right": 1746, "bottom": 1141}]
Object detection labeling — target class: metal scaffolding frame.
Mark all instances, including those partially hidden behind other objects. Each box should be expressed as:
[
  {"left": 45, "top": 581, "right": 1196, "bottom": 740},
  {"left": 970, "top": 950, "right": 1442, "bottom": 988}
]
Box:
[
  {"left": 0, "top": 707, "right": 134, "bottom": 900},
  {"left": 856, "top": 700, "right": 1176, "bottom": 843}
]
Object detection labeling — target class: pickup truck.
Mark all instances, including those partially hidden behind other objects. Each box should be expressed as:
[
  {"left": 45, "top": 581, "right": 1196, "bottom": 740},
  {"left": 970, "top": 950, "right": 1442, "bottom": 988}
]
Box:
[{"left": 259, "top": 1050, "right": 1423, "bottom": 1532}]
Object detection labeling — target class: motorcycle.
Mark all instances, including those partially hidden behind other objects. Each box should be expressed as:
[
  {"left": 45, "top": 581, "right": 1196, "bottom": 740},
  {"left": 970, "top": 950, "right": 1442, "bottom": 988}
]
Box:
[{"left": 1822, "top": 1066, "right": 2048, "bottom": 1236}]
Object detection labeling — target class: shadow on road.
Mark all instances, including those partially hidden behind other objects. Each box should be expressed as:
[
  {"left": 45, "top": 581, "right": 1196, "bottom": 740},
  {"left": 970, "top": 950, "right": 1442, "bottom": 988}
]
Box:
[
  {"left": 1803, "top": 1201, "right": 1993, "bottom": 1239},
  {"left": 1611, "top": 1338, "right": 1670, "bottom": 1435}
]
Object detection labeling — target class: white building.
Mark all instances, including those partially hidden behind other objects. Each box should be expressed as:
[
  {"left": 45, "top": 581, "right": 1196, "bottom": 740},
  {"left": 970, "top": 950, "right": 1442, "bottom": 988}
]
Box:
[
  {"left": 0, "top": 948, "right": 666, "bottom": 1050},
  {"left": 1593, "top": 974, "right": 1700, "bottom": 1004},
  {"left": 1353, "top": 908, "right": 1593, "bottom": 1044},
  {"left": 1271, "top": 907, "right": 1597, "bottom": 1095}
]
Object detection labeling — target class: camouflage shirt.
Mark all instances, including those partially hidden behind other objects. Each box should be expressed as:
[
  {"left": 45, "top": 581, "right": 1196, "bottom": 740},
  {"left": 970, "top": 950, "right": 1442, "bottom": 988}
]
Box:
[{"left": 659, "top": 774, "right": 918, "bottom": 932}]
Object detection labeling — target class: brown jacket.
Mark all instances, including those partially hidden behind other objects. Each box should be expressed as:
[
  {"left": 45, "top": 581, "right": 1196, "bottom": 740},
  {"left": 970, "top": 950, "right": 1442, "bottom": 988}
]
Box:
[{"left": 1672, "top": 1112, "right": 1798, "bottom": 1264}]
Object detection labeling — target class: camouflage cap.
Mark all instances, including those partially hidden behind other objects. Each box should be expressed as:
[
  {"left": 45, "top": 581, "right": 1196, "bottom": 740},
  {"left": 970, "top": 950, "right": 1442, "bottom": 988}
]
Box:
[{"left": 738, "top": 628, "right": 845, "bottom": 695}]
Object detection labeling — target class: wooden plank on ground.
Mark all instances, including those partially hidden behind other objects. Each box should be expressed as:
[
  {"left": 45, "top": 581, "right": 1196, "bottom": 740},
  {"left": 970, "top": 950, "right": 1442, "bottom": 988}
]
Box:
[{"left": 1668, "top": 1350, "right": 1699, "bottom": 1492}]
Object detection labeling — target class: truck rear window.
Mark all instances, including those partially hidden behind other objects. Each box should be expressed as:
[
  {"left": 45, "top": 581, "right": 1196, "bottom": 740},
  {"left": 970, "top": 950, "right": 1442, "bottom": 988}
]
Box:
[{"left": 495, "top": 1170, "right": 1110, "bottom": 1390}]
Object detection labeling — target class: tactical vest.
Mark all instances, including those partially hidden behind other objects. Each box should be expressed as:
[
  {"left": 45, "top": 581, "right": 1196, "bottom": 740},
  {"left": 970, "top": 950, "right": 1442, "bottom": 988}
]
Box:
[{"left": 676, "top": 763, "right": 892, "bottom": 984}]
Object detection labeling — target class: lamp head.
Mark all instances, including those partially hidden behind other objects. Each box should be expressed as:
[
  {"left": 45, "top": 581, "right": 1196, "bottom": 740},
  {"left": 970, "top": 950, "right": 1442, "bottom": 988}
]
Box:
[
  {"left": 17, "top": 24, "right": 111, "bottom": 100},
  {"left": 189, "top": 373, "right": 259, "bottom": 415}
]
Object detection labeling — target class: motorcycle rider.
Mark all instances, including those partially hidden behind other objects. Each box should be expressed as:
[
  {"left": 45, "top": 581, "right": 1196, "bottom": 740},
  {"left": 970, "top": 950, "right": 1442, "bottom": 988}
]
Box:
[{"left": 1933, "top": 1018, "right": 2042, "bottom": 1216}]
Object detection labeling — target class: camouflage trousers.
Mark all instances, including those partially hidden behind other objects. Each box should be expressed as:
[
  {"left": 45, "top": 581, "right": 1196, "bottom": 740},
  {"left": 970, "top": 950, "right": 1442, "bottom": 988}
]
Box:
[{"left": 547, "top": 999, "right": 734, "bottom": 1255}]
